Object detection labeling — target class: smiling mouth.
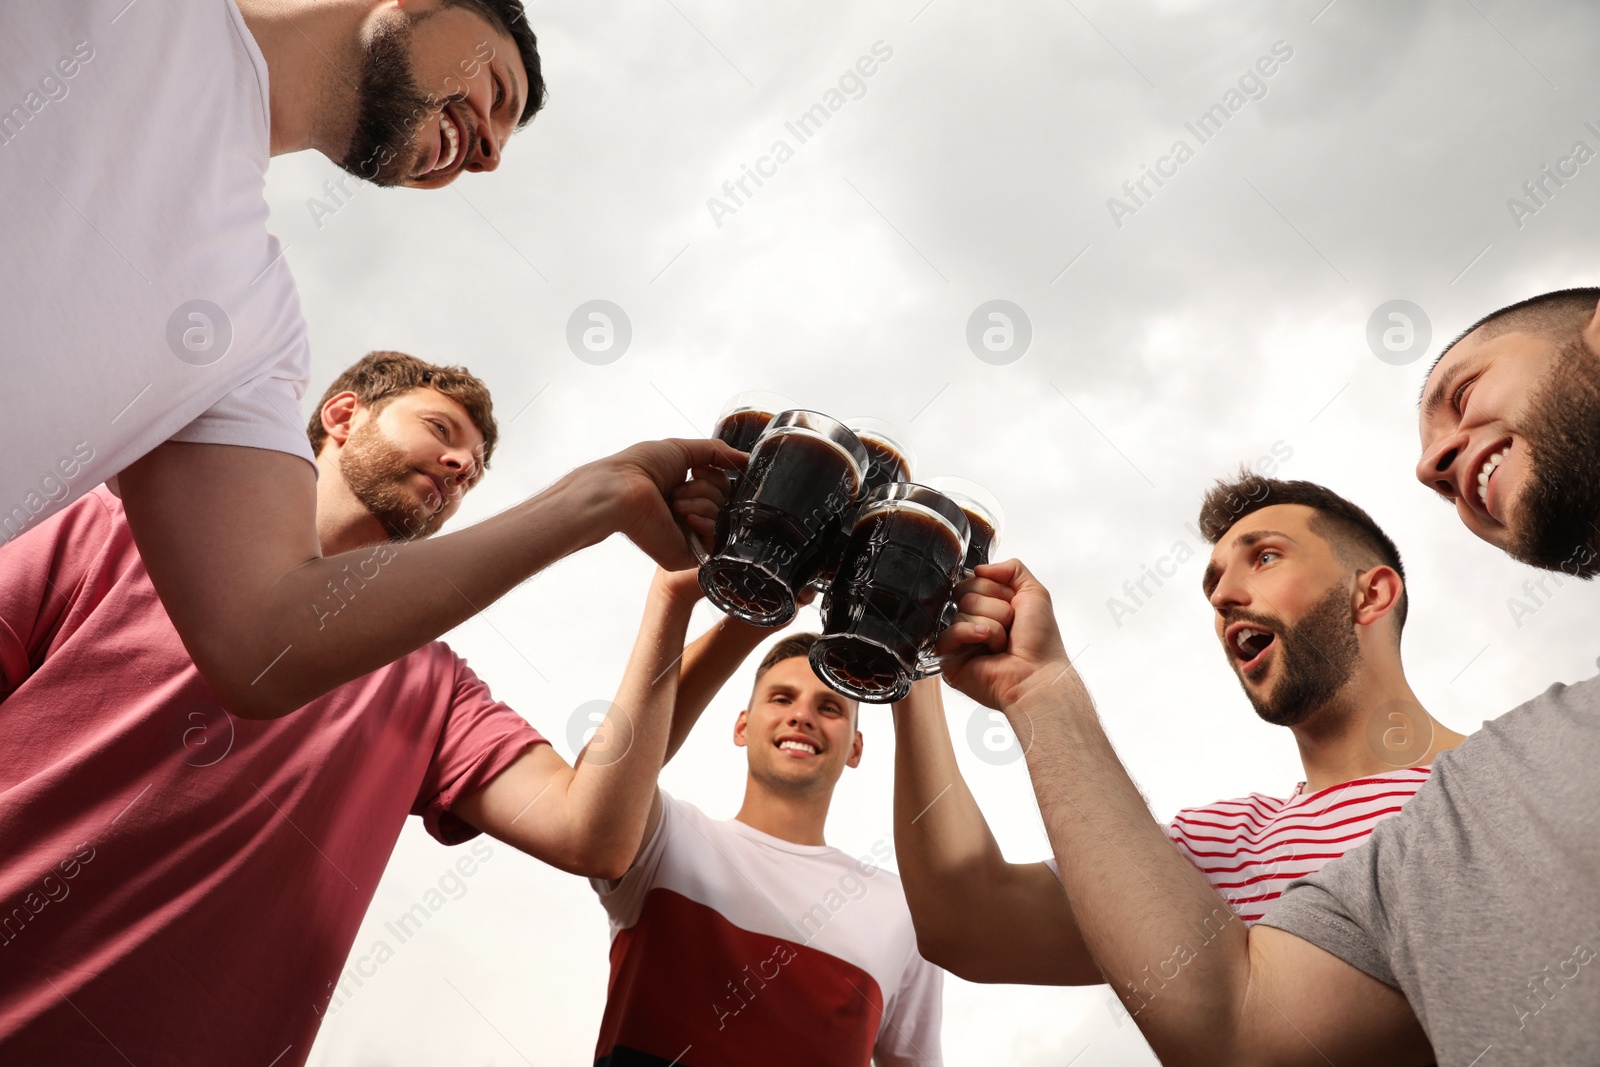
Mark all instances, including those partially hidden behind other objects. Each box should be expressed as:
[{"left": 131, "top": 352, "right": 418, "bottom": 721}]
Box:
[
  {"left": 419, "top": 104, "right": 466, "bottom": 180},
  {"left": 1475, "top": 444, "right": 1509, "bottom": 512},
  {"left": 777, "top": 739, "right": 819, "bottom": 757}
]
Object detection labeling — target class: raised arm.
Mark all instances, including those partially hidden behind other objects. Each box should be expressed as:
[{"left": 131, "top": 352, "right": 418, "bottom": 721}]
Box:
[
  {"left": 892, "top": 676, "right": 1099, "bottom": 985},
  {"left": 451, "top": 569, "right": 702, "bottom": 879},
  {"left": 117, "top": 437, "right": 741, "bottom": 720},
  {"left": 662, "top": 609, "right": 770, "bottom": 764},
  {"left": 941, "top": 560, "right": 1434, "bottom": 1067}
]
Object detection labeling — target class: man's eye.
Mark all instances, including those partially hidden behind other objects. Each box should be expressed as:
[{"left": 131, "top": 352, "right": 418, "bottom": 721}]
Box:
[
  {"left": 1453, "top": 378, "right": 1473, "bottom": 412},
  {"left": 494, "top": 75, "right": 505, "bottom": 110},
  {"left": 1257, "top": 550, "right": 1279, "bottom": 565}
]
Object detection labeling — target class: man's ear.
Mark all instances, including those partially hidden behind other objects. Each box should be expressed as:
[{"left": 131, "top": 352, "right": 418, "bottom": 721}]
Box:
[
  {"left": 1582, "top": 297, "right": 1600, "bottom": 358},
  {"left": 321, "top": 392, "right": 362, "bottom": 449},
  {"left": 733, "top": 709, "right": 750, "bottom": 749},
  {"left": 1352, "top": 566, "right": 1404, "bottom": 631},
  {"left": 845, "top": 729, "right": 863, "bottom": 769}
]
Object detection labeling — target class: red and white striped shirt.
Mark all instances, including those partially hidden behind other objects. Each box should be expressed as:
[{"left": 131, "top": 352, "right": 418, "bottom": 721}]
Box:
[{"left": 1164, "top": 767, "right": 1432, "bottom": 924}]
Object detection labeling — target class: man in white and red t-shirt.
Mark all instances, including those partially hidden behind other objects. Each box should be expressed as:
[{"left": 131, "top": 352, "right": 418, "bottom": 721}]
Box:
[
  {"left": 590, "top": 630, "right": 944, "bottom": 1066},
  {"left": 0, "top": 351, "right": 711, "bottom": 1067},
  {"left": 891, "top": 475, "right": 1466, "bottom": 987}
]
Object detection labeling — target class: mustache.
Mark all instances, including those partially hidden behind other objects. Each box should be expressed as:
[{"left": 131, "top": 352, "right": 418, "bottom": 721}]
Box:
[{"left": 1220, "top": 608, "right": 1282, "bottom": 636}]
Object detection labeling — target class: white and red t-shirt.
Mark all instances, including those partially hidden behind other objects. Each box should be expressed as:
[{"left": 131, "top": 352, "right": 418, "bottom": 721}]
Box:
[
  {"left": 1166, "top": 768, "right": 1433, "bottom": 923},
  {"left": 1045, "top": 768, "right": 1432, "bottom": 925},
  {"left": 0, "top": 489, "right": 546, "bottom": 1066},
  {"left": 591, "top": 793, "right": 943, "bottom": 1067}
]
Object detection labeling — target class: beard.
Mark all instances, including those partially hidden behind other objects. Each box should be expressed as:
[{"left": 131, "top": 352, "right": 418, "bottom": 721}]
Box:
[
  {"left": 1230, "top": 583, "right": 1361, "bottom": 727},
  {"left": 1507, "top": 339, "right": 1600, "bottom": 578},
  {"left": 339, "top": 420, "right": 448, "bottom": 541},
  {"left": 337, "top": 14, "right": 436, "bottom": 187}
]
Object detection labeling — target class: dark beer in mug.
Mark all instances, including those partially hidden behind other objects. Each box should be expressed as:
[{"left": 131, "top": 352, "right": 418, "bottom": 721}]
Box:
[
  {"left": 810, "top": 484, "right": 969, "bottom": 703},
  {"left": 811, "top": 419, "right": 916, "bottom": 592},
  {"left": 714, "top": 408, "right": 776, "bottom": 453},
  {"left": 925, "top": 476, "right": 1004, "bottom": 576},
  {"left": 699, "top": 411, "right": 868, "bottom": 626}
]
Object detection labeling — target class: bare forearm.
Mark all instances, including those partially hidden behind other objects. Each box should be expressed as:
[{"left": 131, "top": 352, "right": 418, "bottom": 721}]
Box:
[
  {"left": 555, "top": 586, "right": 697, "bottom": 874},
  {"left": 664, "top": 614, "right": 769, "bottom": 762},
  {"left": 894, "top": 681, "right": 1097, "bottom": 985},
  {"left": 125, "top": 456, "right": 614, "bottom": 719},
  {"left": 1007, "top": 671, "right": 1252, "bottom": 1061},
  {"left": 892, "top": 683, "right": 1009, "bottom": 929}
]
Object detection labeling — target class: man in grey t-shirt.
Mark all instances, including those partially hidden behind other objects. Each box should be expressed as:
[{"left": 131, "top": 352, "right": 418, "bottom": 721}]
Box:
[
  {"left": 932, "top": 287, "right": 1600, "bottom": 1065},
  {"left": 1254, "top": 288, "right": 1600, "bottom": 1063}
]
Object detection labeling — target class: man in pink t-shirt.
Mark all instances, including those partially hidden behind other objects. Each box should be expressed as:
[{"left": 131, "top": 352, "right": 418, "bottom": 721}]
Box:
[{"left": 0, "top": 351, "right": 712, "bottom": 1066}]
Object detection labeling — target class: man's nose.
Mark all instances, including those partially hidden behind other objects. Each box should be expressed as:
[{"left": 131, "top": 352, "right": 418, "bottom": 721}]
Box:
[
  {"left": 1209, "top": 568, "right": 1249, "bottom": 612},
  {"left": 467, "top": 125, "right": 501, "bottom": 172},
  {"left": 1416, "top": 432, "right": 1467, "bottom": 498}
]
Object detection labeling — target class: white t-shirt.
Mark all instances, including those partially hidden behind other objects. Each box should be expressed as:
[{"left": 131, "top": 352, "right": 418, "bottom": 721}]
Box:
[
  {"left": 591, "top": 792, "right": 944, "bottom": 1066},
  {"left": 0, "top": 0, "right": 314, "bottom": 547}
]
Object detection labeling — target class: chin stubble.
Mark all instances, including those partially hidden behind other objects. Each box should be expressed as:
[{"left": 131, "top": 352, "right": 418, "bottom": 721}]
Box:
[
  {"left": 1236, "top": 583, "right": 1360, "bottom": 727},
  {"left": 1509, "top": 340, "right": 1600, "bottom": 578}
]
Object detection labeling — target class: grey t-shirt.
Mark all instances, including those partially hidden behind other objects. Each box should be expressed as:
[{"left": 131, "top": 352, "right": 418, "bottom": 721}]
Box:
[{"left": 1260, "top": 672, "right": 1600, "bottom": 1066}]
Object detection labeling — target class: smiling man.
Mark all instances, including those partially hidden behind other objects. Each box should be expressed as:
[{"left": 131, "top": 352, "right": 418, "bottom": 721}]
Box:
[
  {"left": 923, "top": 288, "right": 1600, "bottom": 1066},
  {"left": 892, "top": 476, "right": 1463, "bottom": 988},
  {"left": 1414, "top": 287, "right": 1600, "bottom": 576},
  {"left": 588, "top": 627, "right": 943, "bottom": 1066},
  {"left": 0, "top": 351, "right": 708, "bottom": 1066},
  {"left": 3, "top": 2, "right": 734, "bottom": 725}
]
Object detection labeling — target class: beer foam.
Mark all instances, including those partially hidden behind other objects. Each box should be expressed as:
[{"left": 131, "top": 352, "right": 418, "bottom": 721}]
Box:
[{"left": 852, "top": 498, "right": 965, "bottom": 545}]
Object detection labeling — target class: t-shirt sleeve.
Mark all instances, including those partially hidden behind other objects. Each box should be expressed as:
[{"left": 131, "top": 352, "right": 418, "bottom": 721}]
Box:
[
  {"left": 0, "top": 489, "right": 117, "bottom": 698},
  {"left": 1256, "top": 819, "right": 1402, "bottom": 989},
  {"left": 590, "top": 790, "right": 678, "bottom": 930},
  {"left": 166, "top": 337, "right": 316, "bottom": 468},
  {"left": 413, "top": 651, "right": 547, "bottom": 846},
  {"left": 876, "top": 946, "right": 945, "bottom": 1066}
]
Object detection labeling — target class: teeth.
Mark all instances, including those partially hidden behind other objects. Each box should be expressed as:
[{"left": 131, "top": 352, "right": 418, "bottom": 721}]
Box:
[
  {"left": 1477, "top": 448, "right": 1507, "bottom": 505},
  {"left": 779, "top": 740, "right": 817, "bottom": 755},
  {"left": 1233, "top": 627, "right": 1270, "bottom": 658},
  {"left": 437, "top": 111, "right": 460, "bottom": 172}
]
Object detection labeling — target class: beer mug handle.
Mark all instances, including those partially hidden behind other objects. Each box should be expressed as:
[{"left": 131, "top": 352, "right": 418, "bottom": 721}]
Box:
[{"left": 913, "top": 598, "right": 962, "bottom": 679}]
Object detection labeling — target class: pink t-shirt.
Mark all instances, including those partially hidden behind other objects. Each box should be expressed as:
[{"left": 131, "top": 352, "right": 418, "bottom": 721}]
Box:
[{"left": 0, "top": 488, "right": 545, "bottom": 1065}]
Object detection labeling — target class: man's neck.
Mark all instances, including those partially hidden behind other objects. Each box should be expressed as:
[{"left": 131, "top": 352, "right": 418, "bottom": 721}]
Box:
[
  {"left": 1289, "top": 661, "right": 1468, "bottom": 793},
  {"left": 314, "top": 459, "right": 389, "bottom": 555},
  {"left": 734, "top": 778, "right": 833, "bottom": 847},
  {"left": 236, "top": 0, "right": 367, "bottom": 157}
]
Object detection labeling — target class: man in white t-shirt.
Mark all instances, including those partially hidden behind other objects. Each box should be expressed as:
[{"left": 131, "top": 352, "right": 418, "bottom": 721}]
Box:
[
  {"left": 589, "top": 624, "right": 944, "bottom": 1066},
  {"left": 1, "top": 1, "right": 737, "bottom": 722},
  {"left": 892, "top": 476, "right": 1464, "bottom": 989}
]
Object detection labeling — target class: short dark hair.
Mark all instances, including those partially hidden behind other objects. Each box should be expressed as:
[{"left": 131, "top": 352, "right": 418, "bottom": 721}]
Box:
[
  {"left": 1198, "top": 472, "right": 1409, "bottom": 633},
  {"left": 306, "top": 350, "right": 498, "bottom": 464},
  {"left": 444, "top": 0, "right": 546, "bottom": 127},
  {"left": 1427, "top": 286, "right": 1600, "bottom": 383},
  {"left": 752, "top": 633, "right": 859, "bottom": 723}
]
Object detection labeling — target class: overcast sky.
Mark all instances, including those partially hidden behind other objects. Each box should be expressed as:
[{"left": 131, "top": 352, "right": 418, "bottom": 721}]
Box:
[{"left": 285, "top": 1, "right": 1600, "bottom": 1062}]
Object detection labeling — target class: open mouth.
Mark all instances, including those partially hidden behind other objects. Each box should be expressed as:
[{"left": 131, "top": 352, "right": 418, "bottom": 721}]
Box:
[
  {"left": 776, "top": 737, "right": 820, "bottom": 758},
  {"left": 1471, "top": 440, "right": 1511, "bottom": 518},
  {"left": 419, "top": 103, "right": 468, "bottom": 180},
  {"left": 1227, "top": 623, "right": 1276, "bottom": 675}
]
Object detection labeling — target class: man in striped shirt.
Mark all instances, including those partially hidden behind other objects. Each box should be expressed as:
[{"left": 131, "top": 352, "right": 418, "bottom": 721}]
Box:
[{"left": 891, "top": 475, "right": 1465, "bottom": 985}]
